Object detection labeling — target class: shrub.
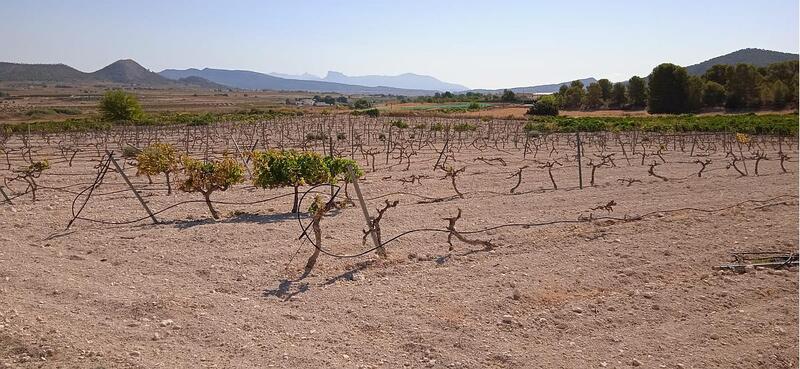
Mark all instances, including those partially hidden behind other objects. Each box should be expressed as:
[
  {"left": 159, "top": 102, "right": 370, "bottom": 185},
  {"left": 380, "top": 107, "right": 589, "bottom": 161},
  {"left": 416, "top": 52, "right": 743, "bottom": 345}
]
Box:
[
  {"left": 252, "top": 150, "right": 330, "bottom": 213},
  {"left": 364, "top": 108, "right": 380, "bottom": 117},
  {"left": 453, "top": 123, "right": 477, "bottom": 132},
  {"left": 467, "top": 102, "right": 481, "bottom": 110},
  {"left": 353, "top": 99, "right": 372, "bottom": 109},
  {"left": 179, "top": 157, "right": 244, "bottom": 219},
  {"left": 99, "top": 90, "right": 144, "bottom": 121},
  {"left": 390, "top": 120, "right": 408, "bottom": 129},
  {"left": 135, "top": 143, "right": 180, "bottom": 194},
  {"left": 527, "top": 95, "right": 559, "bottom": 116}
]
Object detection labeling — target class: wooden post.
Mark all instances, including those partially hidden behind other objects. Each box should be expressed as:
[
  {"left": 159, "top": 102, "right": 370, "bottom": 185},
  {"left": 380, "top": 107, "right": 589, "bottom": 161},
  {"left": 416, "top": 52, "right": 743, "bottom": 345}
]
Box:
[
  {"left": 347, "top": 165, "right": 383, "bottom": 255},
  {"left": 0, "top": 185, "right": 12, "bottom": 205},
  {"left": 576, "top": 132, "right": 583, "bottom": 189},
  {"left": 107, "top": 151, "right": 159, "bottom": 224}
]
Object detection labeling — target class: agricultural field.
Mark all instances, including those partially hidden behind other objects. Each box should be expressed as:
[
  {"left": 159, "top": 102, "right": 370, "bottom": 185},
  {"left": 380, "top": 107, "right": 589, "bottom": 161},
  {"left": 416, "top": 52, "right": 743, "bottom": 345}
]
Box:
[{"left": 0, "top": 116, "right": 798, "bottom": 368}]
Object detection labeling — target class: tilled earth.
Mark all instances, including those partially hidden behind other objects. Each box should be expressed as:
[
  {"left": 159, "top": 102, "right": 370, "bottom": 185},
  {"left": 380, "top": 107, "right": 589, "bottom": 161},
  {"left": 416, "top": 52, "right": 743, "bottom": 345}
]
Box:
[{"left": 0, "top": 140, "right": 798, "bottom": 368}]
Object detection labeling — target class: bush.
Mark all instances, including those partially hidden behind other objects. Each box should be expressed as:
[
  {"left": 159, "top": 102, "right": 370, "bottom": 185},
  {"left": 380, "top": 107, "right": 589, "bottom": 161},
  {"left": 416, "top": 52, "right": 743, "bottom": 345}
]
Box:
[
  {"left": 99, "top": 90, "right": 144, "bottom": 121},
  {"left": 252, "top": 150, "right": 330, "bottom": 213},
  {"left": 468, "top": 102, "right": 481, "bottom": 110},
  {"left": 353, "top": 99, "right": 372, "bottom": 109},
  {"left": 364, "top": 108, "right": 380, "bottom": 117},
  {"left": 390, "top": 120, "right": 408, "bottom": 129},
  {"left": 527, "top": 95, "right": 559, "bottom": 116},
  {"left": 135, "top": 143, "right": 180, "bottom": 194},
  {"left": 179, "top": 157, "right": 244, "bottom": 219}
]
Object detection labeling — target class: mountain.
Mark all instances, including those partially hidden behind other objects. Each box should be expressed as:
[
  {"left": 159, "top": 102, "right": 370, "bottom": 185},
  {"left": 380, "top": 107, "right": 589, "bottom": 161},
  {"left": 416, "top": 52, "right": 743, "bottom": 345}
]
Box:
[
  {"left": 471, "top": 78, "right": 597, "bottom": 94},
  {"left": 175, "top": 76, "right": 230, "bottom": 90},
  {"left": 268, "top": 71, "right": 468, "bottom": 91},
  {"left": 159, "top": 68, "right": 436, "bottom": 96},
  {"left": 0, "top": 62, "right": 90, "bottom": 82},
  {"left": 685, "top": 48, "right": 799, "bottom": 76},
  {"left": 89, "top": 59, "right": 173, "bottom": 85}
]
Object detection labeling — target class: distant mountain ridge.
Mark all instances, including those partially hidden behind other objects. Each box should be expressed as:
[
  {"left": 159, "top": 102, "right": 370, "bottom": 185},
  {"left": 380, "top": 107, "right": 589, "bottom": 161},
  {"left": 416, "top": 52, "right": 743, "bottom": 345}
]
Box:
[
  {"left": 159, "top": 68, "right": 437, "bottom": 96},
  {"left": 470, "top": 78, "right": 598, "bottom": 94},
  {"left": 268, "top": 71, "right": 469, "bottom": 92},
  {"left": 0, "top": 59, "right": 221, "bottom": 89},
  {"left": 684, "top": 48, "right": 799, "bottom": 76}
]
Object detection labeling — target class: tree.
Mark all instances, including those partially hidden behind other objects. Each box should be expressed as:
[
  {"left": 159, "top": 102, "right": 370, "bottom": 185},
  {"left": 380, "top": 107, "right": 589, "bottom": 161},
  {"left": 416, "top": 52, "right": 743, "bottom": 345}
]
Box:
[
  {"left": 336, "top": 96, "right": 348, "bottom": 104},
  {"left": 501, "top": 89, "right": 517, "bottom": 102},
  {"left": 99, "top": 90, "right": 143, "bottom": 121},
  {"left": 597, "top": 79, "right": 613, "bottom": 101},
  {"left": 526, "top": 95, "right": 559, "bottom": 116},
  {"left": 583, "top": 83, "right": 603, "bottom": 110},
  {"left": 252, "top": 150, "right": 331, "bottom": 213},
  {"left": 627, "top": 76, "right": 648, "bottom": 108},
  {"left": 702, "top": 64, "right": 732, "bottom": 85},
  {"left": 353, "top": 99, "right": 372, "bottom": 109},
  {"left": 179, "top": 157, "right": 244, "bottom": 219},
  {"left": 687, "top": 75, "right": 705, "bottom": 112},
  {"left": 647, "top": 63, "right": 690, "bottom": 114},
  {"left": 563, "top": 81, "right": 585, "bottom": 109},
  {"left": 702, "top": 81, "right": 726, "bottom": 107},
  {"left": 726, "top": 64, "right": 762, "bottom": 109},
  {"left": 770, "top": 80, "right": 790, "bottom": 109},
  {"left": 135, "top": 143, "right": 180, "bottom": 194},
  {"left": 611, "top": 82, "right": 627, "bottom": 108}
]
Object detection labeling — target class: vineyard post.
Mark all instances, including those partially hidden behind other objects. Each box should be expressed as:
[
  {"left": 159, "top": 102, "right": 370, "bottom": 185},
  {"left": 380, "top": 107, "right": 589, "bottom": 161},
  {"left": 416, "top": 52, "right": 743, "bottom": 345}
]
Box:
[
  {"left": 107, "top": 151, "right": 159, "bottom": 225},
  {"left": 576, "top": 132, "right": 583, "bottom": 189},
  {"left": 347, "top": 165, "right": 384, "bottom": 256}
]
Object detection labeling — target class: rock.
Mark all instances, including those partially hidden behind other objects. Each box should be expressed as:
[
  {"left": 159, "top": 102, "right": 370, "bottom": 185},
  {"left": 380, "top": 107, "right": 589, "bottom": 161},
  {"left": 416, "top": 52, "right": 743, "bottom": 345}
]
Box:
[
  {"left": 501, "top": 315, "right": 514, "bottom": 324},
  {"left": 152, "top": 333, "right": 161, "bottom": 341},
  {"left": 159, "top": 319, "right": 173, "bottom": 327},
  {"left": 129, "top": 351, "right": 141, "bottom": 357},
  {"left": 710, "top": 333, "right": 720, "bottom": 340},
  {"left": 631, "top": 358, "right": 642, "bottom": 366},
  {"left": 512, "top": 289, "right": 522, "bottom": 300},
  {"left": 572, "top": 307, "right": 583, "bottom": 314}
]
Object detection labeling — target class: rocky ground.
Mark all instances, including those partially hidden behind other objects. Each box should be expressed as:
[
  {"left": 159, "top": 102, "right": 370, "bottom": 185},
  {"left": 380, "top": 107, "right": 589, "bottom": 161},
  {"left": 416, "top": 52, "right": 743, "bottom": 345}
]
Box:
[{"left": 0, "top": 136, "right": 797, "bottom": 368}]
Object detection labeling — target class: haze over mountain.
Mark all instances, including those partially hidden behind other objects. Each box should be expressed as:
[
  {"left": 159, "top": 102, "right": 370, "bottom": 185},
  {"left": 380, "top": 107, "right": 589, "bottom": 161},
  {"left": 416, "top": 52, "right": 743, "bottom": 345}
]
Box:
[
  {"left": 270, "top": 71, "right": 469, "bottom": 92},
  {"left": 159, "top": 68, "right": 436, "bottom": 96},
  {"left": 684, "top": 48, "right": 799, "bottom": 76}
]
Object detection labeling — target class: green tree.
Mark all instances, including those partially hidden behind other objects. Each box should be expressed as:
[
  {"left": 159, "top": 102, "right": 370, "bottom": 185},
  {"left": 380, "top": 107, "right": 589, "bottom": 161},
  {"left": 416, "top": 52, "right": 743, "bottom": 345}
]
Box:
[
  {"left": 597, "top": 79, "right": 613, "bottom": 101},
  {"left": 647, "top": 63, "right": 690, "bottom": 114},
  {"left": 583, "top": 82, "right": 603, "bottom": 110},
  {"left": 563, "top": 81, "right": 585, "bottom": 109},
  {"left": 99, "top": 90, "right": 143, "bottom": 121},
  {"left": 501, "top": 89, "right": 517, "bottom": 102},
  {"left": 687, "top": 76, "right": 705, "bottom": 112},
  {"left": 702, "top": 64, "right": 733, "bottom": 85},
  {"left": 770, "top": 80, "right": 790, "bottom": 109},
  {"left": 627, "top": 76, "right": 648, "bottom": 108},
  {"left": 353, "top": 99, "right": 372, "bottom": 109},
  {"left": 611, "top": 82, "right": 627, "bottom": 108},
  {"left": 179, "top": 157, "right": 244, "bottom": 219},
  {"left": 526, "top": 95, "right": 559, "bottom": 116},
  {"left": 726, "top": 64, "right": 762, "bottom": 109},
  {"left": 702, "top": 81, "right": 726, "bottom": 107}
]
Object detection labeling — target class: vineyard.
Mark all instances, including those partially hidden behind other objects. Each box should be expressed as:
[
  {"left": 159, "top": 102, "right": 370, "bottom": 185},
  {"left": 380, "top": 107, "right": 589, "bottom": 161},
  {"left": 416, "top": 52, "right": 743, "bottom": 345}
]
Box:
[{"left": 1, "top": 115, "right": 798, "bottom": 368}]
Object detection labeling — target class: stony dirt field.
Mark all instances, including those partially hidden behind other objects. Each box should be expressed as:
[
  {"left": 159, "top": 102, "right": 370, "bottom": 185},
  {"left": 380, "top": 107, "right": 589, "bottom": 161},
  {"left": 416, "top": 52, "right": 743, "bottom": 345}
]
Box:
[{"left": 0, "top": 131, "right": 798, "bottom": 368}]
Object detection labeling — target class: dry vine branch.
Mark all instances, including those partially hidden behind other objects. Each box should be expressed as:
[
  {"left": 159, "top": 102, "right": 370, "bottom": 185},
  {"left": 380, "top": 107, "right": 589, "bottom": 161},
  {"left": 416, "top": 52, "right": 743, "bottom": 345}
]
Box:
[
  {"left": 617, "top": 177, "right": 642, "bottom": 187},
  {"left": 304, "top": 196, "right": 335, "bottom": 274},
  {"left": 506, "top": 165, "right": 529, "bottom": 194},
  {"left": 474, "top": 156, "right": 507, "bottom": 166},
  {"left": 779, "top": 152, "right": 790, "bottom": 173},
  {"left": 443, "top": 208, "right": 494, "bottom": 252},
  {"left": 440, "top": 166, "right": 466, "bottom": 198},
  {"left": 590, "top": 200, "right": 617, "bottom": 213},
  {"left": 752, "top": 151, "right": 768, "bottom": 176},
  {"left": 362, "top": 199, "right": 399, "bottom": 258},
  {"left": 695, "top": 159, "right": 712, "bottom": 177},
  {"left": 539, "top": 160, "right": 561, "bottom": 190},
  {"left": 648, "top": 161, "right": 668, "bottom": 181}
]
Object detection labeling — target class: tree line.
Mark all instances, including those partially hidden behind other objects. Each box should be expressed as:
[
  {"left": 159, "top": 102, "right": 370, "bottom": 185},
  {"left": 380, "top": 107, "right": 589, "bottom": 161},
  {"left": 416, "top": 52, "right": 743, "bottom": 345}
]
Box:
[{"left": 548, "top": 60, "right": 798, "bottom": 114}]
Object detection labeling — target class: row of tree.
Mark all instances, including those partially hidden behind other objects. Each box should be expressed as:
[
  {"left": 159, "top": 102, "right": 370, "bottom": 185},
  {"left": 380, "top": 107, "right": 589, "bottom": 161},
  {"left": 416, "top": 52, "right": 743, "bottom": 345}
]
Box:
[{"left": 550, "top": 60, "right": 798, "bottom": 114}]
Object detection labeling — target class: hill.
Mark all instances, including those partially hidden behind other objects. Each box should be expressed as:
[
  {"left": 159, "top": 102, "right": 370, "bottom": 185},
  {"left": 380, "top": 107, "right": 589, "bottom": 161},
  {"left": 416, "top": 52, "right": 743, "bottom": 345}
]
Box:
[
  {"left": 471, "top": 78, "right": 597, "bottom": 94},
  {"left": 175, "top": 76, "right": 230, "bottom": 90},
  {"left": 685, "top": 48, "right": 799, "bottom": 76},
  {"left": 159, "top": 68, "right": 436, "bottom": 96},
  {"left": 89, "top": 59, "right": 173, "bottom": 85},
  {"left": 0, "top": 62, "right": 90, "bottom": 82}
]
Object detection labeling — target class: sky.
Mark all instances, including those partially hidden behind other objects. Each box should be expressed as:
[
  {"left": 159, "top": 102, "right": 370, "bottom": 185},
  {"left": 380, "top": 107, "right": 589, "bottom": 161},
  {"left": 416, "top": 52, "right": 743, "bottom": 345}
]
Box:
[{"left": 1, "top": 0, "right": 798, "bottom": 89}]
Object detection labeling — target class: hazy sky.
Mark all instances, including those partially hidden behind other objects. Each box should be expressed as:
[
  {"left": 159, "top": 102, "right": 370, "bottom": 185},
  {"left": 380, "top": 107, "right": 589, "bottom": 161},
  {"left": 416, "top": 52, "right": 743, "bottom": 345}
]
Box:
[{"left": 1, "top": 0, "right": 797, "bottom": 89}]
